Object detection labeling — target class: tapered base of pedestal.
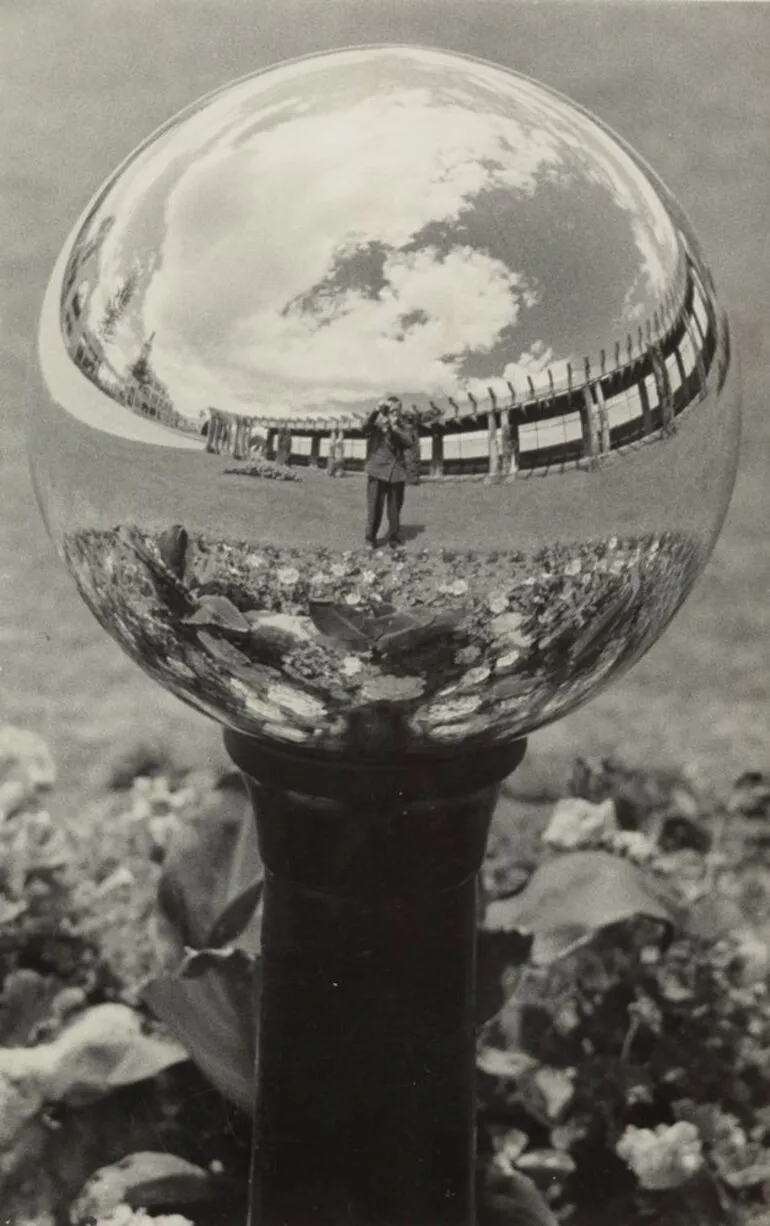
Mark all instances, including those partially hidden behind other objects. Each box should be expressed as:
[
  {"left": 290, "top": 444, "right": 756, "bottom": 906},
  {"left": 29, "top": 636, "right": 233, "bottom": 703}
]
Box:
[{"left": 224, "top": 733, "right": 526, "bottom": 1226}]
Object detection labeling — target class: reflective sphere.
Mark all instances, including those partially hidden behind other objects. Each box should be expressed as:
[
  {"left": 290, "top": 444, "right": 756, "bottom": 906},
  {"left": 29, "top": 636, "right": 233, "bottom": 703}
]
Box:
[{"left": 29, "top": 46, "right": 740, "bottom": 756}]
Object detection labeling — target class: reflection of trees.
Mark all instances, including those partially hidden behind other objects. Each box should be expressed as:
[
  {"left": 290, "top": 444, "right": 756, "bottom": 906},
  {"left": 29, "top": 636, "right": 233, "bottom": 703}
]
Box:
[
  {"left": 129, "top": 333, "right": 158, "bottom": 388},
  {"left": 120, "top": 332, "right": 185, "bottom": 430},
  {"left": 99, "top": 270, "right": 138, "bottom": 342}
]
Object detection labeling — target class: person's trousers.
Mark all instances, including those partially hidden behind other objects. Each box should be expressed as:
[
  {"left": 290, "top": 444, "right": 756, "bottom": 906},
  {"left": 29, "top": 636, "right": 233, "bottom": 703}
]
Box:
[{"left": 366, "top": 477, "right": 404, "bottom": 543}]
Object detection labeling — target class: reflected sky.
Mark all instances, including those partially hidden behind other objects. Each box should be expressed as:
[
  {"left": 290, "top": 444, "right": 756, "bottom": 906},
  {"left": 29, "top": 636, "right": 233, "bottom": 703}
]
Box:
[{"left": 61, "top": 47, "right": 681, "bottom": 424}]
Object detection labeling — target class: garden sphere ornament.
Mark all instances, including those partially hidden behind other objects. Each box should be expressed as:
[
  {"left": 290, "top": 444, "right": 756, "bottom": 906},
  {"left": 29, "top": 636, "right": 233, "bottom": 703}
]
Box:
[{"left": 29, "top": 46, "right": 740, "bottom": 1226}]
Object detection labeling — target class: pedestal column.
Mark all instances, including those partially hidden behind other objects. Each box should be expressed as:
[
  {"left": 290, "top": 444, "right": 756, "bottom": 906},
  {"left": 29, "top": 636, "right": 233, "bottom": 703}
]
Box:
[{"left": 224, "top": 733, "right": 526, "bottom": 1226}]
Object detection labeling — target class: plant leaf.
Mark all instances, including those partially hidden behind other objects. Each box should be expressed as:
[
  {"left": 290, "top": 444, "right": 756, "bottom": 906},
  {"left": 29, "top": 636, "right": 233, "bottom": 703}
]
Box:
[
  {"left": 376, "top": 609, "right": 466, "bottom": 657},
  {"left": 0, "top": 969, "right": 61, "bottom": 1046},
  {"left": 184, "top": 595, "right": 251, "bottom": 637},
  {"left": 45, "top": 1004, "right": 189, "bottom": 1105},
  {"left": 484, "top": 851, "right": 681, "bottom": 963},
  {"left": 156, "top": 786, "right": 261, "bottom": 956},
  {"left": 476, "top": 928, "right": 533, "bottom": 1026},
  {"left": 194, "top": 630, "right": 252, "bottom": 670},
  {"left": 308, "top": 601, "right": 375, "bottom": 649},
  {"left": 143, "top": 949, "right": 257, "bottom": 1114},
  {"left": 205, "top": 876, "right": 263, "bottom": 952},
  {"left": 482, "top": 1166, "right": 560, "bottom": 1226},
  {"left": 70, "top": 1151, "right": 216, "bottom": 1222},
  {"left": 367, "top": 609, "right": 433, "bottom": 640},
  {"left": 156, "top": 524, "right": 189, "bottom": 579}
]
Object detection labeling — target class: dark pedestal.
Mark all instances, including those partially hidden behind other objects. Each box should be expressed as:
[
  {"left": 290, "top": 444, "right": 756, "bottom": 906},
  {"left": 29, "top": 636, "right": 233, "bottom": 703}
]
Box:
[{"left": 224, "top": 732, "right": 527, "bottom": 1226}]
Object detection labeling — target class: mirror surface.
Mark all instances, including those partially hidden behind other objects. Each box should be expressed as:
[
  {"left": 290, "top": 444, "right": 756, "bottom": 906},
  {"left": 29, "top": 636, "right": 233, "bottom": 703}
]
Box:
[{"left": 29, "top": 47, "right": 740, "bottom": 756}]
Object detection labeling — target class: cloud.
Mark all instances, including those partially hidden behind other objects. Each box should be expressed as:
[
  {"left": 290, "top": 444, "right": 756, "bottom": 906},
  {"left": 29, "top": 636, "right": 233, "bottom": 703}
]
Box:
[
  {"left": 77, "top": 49, "right": 681, "bottom": 423},
  {"left": 138, "top": 86, "right": 562, "bottom": 413}
]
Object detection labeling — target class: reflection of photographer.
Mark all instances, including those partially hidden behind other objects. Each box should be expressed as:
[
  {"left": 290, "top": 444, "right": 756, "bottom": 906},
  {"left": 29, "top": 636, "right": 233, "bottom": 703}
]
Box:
[{"left": 362, "top": 395, "right": 416, "bottom": 547}]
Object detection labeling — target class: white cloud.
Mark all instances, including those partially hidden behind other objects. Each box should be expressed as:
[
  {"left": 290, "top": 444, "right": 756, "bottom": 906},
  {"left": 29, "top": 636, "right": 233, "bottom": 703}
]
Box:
[
  {"left": 77, "top": 48, "right": 681, "bottom": 423},
  {"left": 139, "top": 87, "right": 562, "bottom": 413}
]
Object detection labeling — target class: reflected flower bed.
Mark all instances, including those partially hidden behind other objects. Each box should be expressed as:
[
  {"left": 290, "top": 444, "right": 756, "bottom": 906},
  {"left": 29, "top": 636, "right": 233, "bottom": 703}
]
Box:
[{"left": 62, "top": 526, "right": 704, "bottom": 754}]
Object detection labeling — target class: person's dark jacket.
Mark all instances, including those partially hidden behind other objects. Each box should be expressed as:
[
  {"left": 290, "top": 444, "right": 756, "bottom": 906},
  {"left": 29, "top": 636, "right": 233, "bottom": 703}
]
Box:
[{"left": 362, "top": 410, "right": 416, "bottom": 483}]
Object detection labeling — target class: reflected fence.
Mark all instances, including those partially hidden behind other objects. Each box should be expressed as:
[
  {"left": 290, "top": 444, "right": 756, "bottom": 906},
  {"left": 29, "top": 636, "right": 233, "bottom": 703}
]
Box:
[
  {"left": 206, "top": 254, "right": 721, "bottom": 480},
  {"left": 68, "top": 251, "right": 724, "bottom": 480}
]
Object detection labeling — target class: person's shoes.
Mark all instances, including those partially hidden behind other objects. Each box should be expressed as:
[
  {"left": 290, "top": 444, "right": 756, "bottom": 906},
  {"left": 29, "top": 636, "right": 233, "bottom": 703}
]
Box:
[
  {"left": 365, "top": 537, "right": 377, "bottom": 549},
  {"left": 387, "top": 536, "right": 402, "bottom": 548}
]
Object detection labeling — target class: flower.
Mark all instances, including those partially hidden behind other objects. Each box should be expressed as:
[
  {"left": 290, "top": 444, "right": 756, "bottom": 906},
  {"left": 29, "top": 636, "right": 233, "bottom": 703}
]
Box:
[
  {"left": 425, "top": 694, "right": 483, "bottom": 724},
  {"left": 487, "top": 591, "right": 509, "bottom": 615},
  {"left": 97, "top": 1209, "right": 194, "bottom": 1226},
  {"left": 330, "top": 562, "right": 348, "bottom": 578},
  {"left": 341, "top": 655, "right": 364, "bottom": 677},
  {"left": 361, "top": 569, "right": 377, "bottom": 585},
  {"left": 607, "top": 830, "right": 656, "bottom": 863},
  {"left": 276, "top": 566, "right": 300, "bottom": 586},
  {"left": 361, "top": 674, "right": 425, "bottom": 701},
  {"left": 496, "top": 649, "right": 521, "bottom": 672},
  {"left": 731, "top": 930, "right": 770, "bottom": 982},
  {"left": 455, "top": 645, "right": 481, "bottom": 665},
  {"left": 267, "top": 684, "right": 327, "bottom": 721},
  {"left": 439, "top": 578, "right": 468, "bottom": 597},
  {"left": 616, "top": 1122, "right": 704, "bottom": 1190},
  {"left": 542, "top": 797, "right": 617, "bottom": 850},
  {"left": 490, "top": 612, "right": 531, "bottom": 649},
  {"left": 460, "top": 664, "right": 491, "bottom": 689},
  {"left": 344, "top": 592, "right": 363, "bottom": 606}
]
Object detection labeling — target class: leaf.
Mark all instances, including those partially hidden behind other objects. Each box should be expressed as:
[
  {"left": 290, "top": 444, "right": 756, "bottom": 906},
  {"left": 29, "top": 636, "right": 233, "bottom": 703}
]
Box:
[
  {"left": 0, "top": 969, "right": 60, "bottom": 1046},
  {"left": 156, "top": 785, "right": 263, "bottom": 963},
  {"left": 484, "top": 851, "right": 681, "bottom": 963},
  {"left": 487, "top": 675, "right": 540, "bottom": 703},
  {"left": 184, "top": 595, "right": 251, "bottom": 637},
  {"left": 376, "top": 609, "right": 466, "bottom": 657},
  {"left": 126, "top": 531, "right": 196, "bottom": 610},
  {"left": 359, "top": 673, "right": 425, "bottom": 703},
  {"left": 728, "top": 771, "right": 770, "bottom": 818},
  {"left": 367, "top": 610, "right": 426, "bottom": 639},
  {"left": 45, "top": 1004, "right": 189, "bottom": 1105},
  {"left": 70, "top": 1151, "right": 216, "bottom": 1222},
  {"left": 143, "top": 949, "right": 257, "bottom": 1114},
  {"left": 722, "top": 1161, "right": 770, "bottom": 1190},
  {"left": 566, "top": 571, "right": 641, "bottom": 667},
  {"left": 0, "top": 725, "right": 56, "bottom": 819},
  {"left": 476, "top": 1046, "right": 537, "bottom": 1081},
  {"left": 205, "top": 876, "right": 263, "bottom": 951},
  {"left": 308, "top": 601, "right": 375, "bottom": 649},
  {"left": 482, "top": 1166, "right": 560, "bottom": 1226},
  {"left": 194, "top": 630, "right": 252, "bottom": 671},
  {"left": 156, "top": 524, "right": 189, "bottom": 579},
  {"left": 476, "top": 928, "right": 533, "bottom": 1026},
  {"left": 516, "top": 1149, "right": 576, "bottom": 1179},
  {"left": 157, "top": 786, "right": 248, "bottom": 953},
  {"left": 185, "top": 547, "right": 221, "bottom": 591}
]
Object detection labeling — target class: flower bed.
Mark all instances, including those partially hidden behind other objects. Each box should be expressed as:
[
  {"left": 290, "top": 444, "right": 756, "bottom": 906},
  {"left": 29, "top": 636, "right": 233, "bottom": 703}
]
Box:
[
  {"left": 3, "top": 730, "right": 770, "bottom": 1224},
  {"left": 61, "top": 524, "right": 704, "bottom": 754}
]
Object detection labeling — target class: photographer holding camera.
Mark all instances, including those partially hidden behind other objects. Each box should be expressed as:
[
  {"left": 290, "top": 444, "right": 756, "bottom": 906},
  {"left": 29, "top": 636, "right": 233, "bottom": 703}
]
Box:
[{"left": 362, "top": 394, "right": 417, "bottom": 547}]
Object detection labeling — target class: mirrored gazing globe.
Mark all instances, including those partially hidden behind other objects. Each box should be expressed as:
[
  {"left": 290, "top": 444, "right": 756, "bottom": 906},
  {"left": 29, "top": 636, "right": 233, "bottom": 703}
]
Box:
[{"left": 28, "top": 46, "right": 740, "bottom": 756}]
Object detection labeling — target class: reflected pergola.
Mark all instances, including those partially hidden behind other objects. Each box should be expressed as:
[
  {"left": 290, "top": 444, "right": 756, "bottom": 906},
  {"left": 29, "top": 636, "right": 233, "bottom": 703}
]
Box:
[{"left": 81, "top": 242, "right": 720, "bottom": 477}]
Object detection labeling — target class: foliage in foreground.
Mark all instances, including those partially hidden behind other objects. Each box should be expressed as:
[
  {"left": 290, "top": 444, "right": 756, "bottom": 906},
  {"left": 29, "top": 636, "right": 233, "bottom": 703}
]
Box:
[{"left": 2, "top": 725, "right": 770, "bottom": 1224}]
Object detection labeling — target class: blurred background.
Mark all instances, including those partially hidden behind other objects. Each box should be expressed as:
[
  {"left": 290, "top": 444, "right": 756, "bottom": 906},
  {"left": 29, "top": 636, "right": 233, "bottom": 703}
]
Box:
[{"left": 1, "top": 0, "right": 768, "bottom": 820}]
